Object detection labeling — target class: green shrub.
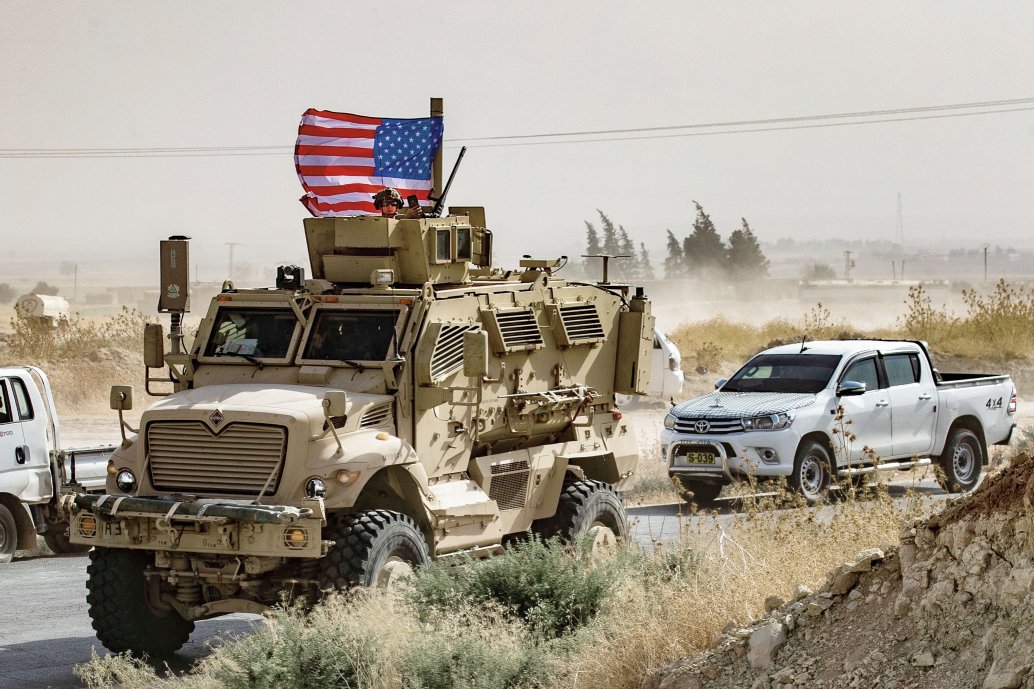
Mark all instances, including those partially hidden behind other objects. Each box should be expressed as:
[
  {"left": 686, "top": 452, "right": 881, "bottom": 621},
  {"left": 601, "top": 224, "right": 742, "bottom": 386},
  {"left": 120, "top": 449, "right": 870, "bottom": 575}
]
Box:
[
  {"left": 400, "top": 629, "right": 559, "bottom": 689},
  {"left": 408, "top": 536, "right": 622, "bottom": 639}
]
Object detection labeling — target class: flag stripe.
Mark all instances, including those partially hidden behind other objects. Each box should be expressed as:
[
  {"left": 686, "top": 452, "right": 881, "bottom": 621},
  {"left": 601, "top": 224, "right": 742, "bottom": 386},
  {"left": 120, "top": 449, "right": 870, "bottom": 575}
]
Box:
[
  {"left": 303, "top": 110, "right": 382, "bottom": 126},
  {"left": 298, "top": 125, "right": 377, "bottom": 139},
  {"left": 295, "top": 145, "right": 377, "bottom": 157},
  {"left": 295, "top": 135, "right": 375, "bottom": 148}
]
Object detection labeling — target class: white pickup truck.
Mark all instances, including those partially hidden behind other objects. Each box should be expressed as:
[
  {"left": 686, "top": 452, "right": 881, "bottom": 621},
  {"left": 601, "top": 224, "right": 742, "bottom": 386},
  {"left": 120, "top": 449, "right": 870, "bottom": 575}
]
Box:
[
  {"left": 660, "top": 340, "right": 1017, "bottom": 505},
  {"left": 0, "top": 366, "right": 115, "bottom": 562}
]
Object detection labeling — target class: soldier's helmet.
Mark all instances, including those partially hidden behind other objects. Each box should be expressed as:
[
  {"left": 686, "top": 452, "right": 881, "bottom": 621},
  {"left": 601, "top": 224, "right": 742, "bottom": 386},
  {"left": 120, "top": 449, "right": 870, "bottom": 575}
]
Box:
[{"left": 372, "top": 188, "right": 404, "bottom": 210}]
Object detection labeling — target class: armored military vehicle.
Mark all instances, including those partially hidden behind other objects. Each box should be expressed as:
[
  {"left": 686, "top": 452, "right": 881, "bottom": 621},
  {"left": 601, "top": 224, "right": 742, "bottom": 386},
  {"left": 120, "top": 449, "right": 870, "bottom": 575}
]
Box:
[{"left": 70, "top": 207, "right": 654, "bottom": 656}]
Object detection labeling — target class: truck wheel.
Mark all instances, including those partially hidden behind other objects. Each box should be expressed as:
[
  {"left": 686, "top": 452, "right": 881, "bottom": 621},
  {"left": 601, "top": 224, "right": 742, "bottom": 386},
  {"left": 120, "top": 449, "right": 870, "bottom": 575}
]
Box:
[
  {"left": 0, "top": 504, "right": 17, "bottom": 564},
  {"left": 937, "top": 428, "right": 983, "bottom": 493},
  {"left": 86, "top": 547, "right": 194, "bottom": 656},
  {"left": 535, "top": 479, "right": 628, "bottom": 546},
  {"left": 674, "top": 477, "right": 723, "bottom": 508},
  {"left": 43, "top": 521, "right": 92, "bottom": 555},
  {"left": 319, "top": 510, "right": 430, "bottom": 591},
  {"left": 791, "top": 441, "right": 832, "bottom": 505}
]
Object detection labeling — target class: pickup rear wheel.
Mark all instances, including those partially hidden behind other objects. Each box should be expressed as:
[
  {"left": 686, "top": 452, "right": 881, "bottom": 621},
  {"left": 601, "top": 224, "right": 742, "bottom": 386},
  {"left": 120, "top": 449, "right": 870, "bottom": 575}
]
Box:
[
  {"left": 791, "top": 441, "right": 832, "bottom": 505},
  {"left": 937, "top": 427, "right": 982, "bottom": 493},
  {"left": 43, "top": 521, "right": 92, "bottom": 555},
  {"left": 534, "top": 479, "right": 628, "bottom": 547},
  {"left": 674, "top": 477, "right": 723, "bottom": 508},
  {"left": 86, "top": 547, "right": 194, "bottom": 656},
  {"left": 320, "top": 510, "right": 430, "bottom": 591},
  {"left": 0, "top": 504, "right": 17, "bottom": 564}
]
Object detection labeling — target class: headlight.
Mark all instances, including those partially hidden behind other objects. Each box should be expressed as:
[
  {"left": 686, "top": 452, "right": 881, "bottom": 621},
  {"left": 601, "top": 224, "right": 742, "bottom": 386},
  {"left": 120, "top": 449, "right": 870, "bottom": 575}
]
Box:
[
  {"left": 663, "top": 413, "right": 677, "bottom": 430},
  {"left": 741, "top": 413, "right": 793, "bottom": 431},
  {"left": 115, "top": 470, "right": 137, "bottom": 493},
  {"left": 305, "top": 477, "right": 327, "bottom": 498}
]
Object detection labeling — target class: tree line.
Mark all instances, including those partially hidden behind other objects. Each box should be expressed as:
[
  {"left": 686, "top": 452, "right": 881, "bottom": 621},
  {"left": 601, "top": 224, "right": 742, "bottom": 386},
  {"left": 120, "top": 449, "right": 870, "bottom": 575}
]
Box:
[{"left": 580, "top": 202, "right": 769, "bottom": 282}]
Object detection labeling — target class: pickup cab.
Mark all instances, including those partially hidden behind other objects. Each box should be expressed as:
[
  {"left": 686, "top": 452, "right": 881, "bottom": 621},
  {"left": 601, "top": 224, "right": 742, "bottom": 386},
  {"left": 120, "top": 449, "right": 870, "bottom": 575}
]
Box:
[
  {"left": 660, "top": 340, "right": 1016, "bottom": 505},
  {"left": 0, "top": 366, "right": 114, "bottom": 561}
]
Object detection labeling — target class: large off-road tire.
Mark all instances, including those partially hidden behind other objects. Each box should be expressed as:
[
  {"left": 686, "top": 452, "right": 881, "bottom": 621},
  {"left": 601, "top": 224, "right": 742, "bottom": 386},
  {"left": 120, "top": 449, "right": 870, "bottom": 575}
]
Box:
[
  {"left": 534, "top": 479, "right": 628, "bottom": 548},
  {"left": 319, "top": 510, "right": 430, "bottom": 591},
  {"left": 674, "top": 477, "right": 723, "bottom": 508},
  {"left": 43, "top": 520, "right": 92, "bottom": 555},
  {"left": 0, "top": 504, "right": 17, "bottom": 564},
  {"left": 86, "top": 547, "right": 194, "bottom": 656},
  {"left": 937, "top": 427, "right": 983, "bottom": 493},
  {"left": 790, "top": 440, "right": 832, "bottom": 505}
]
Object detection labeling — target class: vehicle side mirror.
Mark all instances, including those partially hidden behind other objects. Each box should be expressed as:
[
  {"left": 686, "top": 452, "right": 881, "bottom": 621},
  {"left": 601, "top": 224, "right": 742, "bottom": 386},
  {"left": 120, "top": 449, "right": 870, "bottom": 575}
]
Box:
[
  {"left": 323, "top": 390, "right": 348, "bottom": 418},
  {"left": 715, "top": 378, "right": 727, "bottom": 390},
  {"left": 836, "top": 380, "right": 867, "bottom": 396},
  {"left": 144, "top": 323, "right": 165, "bottom": 369},
  {"left": 463, "top": 330, "right": 489, "bottom": 378},
  {"left": 110, "top": 385, "right": 134, "bottom": 411}
]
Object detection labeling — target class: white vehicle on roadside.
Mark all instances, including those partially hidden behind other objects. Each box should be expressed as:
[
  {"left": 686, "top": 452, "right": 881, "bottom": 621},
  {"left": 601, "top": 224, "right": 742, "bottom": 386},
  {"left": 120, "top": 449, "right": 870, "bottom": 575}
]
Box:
[
  {"left": 660, "top": 340, "right": 1016, "bottom": 505},
  {"left": 0, "top": 366, "right": 114, "bottom": 562},
  {"left": 618, "top": 329, "right": 684, "bottom": 406}
]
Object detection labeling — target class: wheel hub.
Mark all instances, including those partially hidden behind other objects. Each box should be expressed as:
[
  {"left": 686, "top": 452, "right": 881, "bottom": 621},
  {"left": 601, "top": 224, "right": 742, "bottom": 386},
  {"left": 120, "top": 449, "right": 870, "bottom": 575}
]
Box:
[
  {"left": 377, "top": 557, "right": 415, "bottom": 589},
  {"left": 953, "top": 443, "right": 975, "bottom": 480},
  {"left": 800, "top": 457, "right": 824, "bottom": 496},
  {"left": 586, "top": 523, "right": 617, "bottom": 553}
]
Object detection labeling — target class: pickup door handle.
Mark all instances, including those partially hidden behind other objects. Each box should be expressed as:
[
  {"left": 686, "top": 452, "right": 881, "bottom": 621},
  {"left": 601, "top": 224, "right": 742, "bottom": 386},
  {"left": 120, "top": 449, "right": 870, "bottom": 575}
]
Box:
[
  {"left": 875, "top": 400, "right": 890, "bottom": 407},
  {"left": 918, "top": 393, "right": 933, "bottom": 400},
  {"left": 15, "top": 446, "right": 28, "bottom": 465}
]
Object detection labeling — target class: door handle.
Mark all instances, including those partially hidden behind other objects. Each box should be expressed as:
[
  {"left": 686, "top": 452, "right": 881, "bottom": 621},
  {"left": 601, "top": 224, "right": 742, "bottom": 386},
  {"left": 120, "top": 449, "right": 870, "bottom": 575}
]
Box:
[
  {"left": 875, "top": 400, "right": 890, "bottom": 407},
  {"left": 15, "top": 445, "right": 28, "bottom": 464},
  {"left": 918, "top": 393, "right": 933, "bottom": 400}
]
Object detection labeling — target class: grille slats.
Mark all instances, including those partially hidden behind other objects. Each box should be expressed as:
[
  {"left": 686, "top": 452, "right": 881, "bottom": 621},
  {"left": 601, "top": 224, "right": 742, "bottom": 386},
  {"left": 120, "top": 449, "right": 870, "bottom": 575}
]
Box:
[
  {"left": 359, "top": 403, "right": 394, "bottom": 430},
  {"left": 496, "top": 310, "right": 543, "bottom": 349},
  {"left": 147, "top": 421, "right": 287, "bottom": 495},
  {"left": 672, "top": 417, "right": 744, "bottom": 435},
  {"left": 429, "top": 324, "right": 479, "bottom": 380}
]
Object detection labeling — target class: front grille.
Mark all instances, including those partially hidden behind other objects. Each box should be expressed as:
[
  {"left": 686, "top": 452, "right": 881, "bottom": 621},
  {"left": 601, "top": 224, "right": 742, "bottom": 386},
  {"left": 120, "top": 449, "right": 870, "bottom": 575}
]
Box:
[
  {"left": 147, "top": 421, "right": 287, "bottom": 495},
  {"left": 673, "top": 417, "right": 743, "bottom": 434}
]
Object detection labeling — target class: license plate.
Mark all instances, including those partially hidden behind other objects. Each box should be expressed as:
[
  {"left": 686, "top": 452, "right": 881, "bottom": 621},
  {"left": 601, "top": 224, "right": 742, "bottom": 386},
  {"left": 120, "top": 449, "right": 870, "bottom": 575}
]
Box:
[{"left": 679, "top": 451, "right": 716, "bottom": 465}]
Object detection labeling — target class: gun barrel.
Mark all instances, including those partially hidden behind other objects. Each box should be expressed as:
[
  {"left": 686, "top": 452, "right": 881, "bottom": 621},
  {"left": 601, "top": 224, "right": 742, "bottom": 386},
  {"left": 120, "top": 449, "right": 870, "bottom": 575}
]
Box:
[{"left": 432, "top": 146, "right": 467, "bottom": 216}]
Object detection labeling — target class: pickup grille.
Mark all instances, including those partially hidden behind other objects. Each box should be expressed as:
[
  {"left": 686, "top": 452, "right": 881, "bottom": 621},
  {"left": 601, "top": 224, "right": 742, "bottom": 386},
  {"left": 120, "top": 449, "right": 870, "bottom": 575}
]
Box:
[
  {"left": 147, "top": 421, "right": 287, "bottom": 495},
  {"left": 673, "top": 417, "right": 743, "bottom": 435}
]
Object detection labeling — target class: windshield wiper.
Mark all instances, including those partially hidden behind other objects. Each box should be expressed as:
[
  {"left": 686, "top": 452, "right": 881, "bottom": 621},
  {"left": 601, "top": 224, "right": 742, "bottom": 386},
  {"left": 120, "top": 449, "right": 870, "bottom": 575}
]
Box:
[
  {"left": 215, "top": 351, "right": 265, "bottom": 369},
  {"left": 340, "top": 360, "right": 369, "bottom": 372}
]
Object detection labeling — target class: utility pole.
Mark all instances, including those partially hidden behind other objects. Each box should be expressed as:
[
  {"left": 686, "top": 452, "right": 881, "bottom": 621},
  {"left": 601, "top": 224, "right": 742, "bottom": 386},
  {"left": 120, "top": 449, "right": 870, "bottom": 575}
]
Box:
[
  {"left": 843, "top": 250, "right": 854, "bottom": 281},
  {"left": 983, "top": 245, "right": 989, "bottom": 283},
  {"left": 226, "top": 242, "right": 240, "bottom": 282}
]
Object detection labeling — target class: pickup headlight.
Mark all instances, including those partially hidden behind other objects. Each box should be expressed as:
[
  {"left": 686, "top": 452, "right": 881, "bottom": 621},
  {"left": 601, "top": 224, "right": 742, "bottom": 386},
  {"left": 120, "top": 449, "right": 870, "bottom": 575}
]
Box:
[
  {"left": 742, "top": 413, "right": 793, "bottom": 431},
  {"left": 663, "top": 413, "right": 677, "bottom": 430}
]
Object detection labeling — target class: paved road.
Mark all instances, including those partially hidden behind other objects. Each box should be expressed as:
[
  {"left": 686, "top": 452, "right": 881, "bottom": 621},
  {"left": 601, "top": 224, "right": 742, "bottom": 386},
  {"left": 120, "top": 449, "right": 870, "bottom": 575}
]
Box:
[{"left": 0, "top": 474, "right": 952, "bottom": 689}]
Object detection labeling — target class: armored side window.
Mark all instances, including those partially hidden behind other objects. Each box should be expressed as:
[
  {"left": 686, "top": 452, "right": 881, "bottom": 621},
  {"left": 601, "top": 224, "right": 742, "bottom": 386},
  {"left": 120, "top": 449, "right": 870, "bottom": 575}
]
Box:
[
  {"left": 456, "top": 227, "right": 472, "bottom": 261},
  {"left": 547, "top": 302, "right": 606, "bottom": 347},
  {"left": 481, "top": 307, "right": 544, "bottom": 354},
  {"left": 434, "top": 229, "right": 452, "bottom": 264}
]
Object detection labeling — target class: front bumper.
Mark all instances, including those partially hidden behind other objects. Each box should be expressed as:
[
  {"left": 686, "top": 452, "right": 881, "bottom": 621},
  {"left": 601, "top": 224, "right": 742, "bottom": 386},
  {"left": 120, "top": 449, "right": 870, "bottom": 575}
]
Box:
[
  {"left": 660, "top": 427, "right": 803, "bottom": 482},
  {"left": 69, "top": 494, "right": 327, "bottom": 558}
]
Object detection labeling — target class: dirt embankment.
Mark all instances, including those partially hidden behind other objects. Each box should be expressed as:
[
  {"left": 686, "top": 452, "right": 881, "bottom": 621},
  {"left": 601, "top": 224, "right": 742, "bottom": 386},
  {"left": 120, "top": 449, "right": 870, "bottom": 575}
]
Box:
[{"left": 649, "top": 453, "right": 1034, "bottom": 689}]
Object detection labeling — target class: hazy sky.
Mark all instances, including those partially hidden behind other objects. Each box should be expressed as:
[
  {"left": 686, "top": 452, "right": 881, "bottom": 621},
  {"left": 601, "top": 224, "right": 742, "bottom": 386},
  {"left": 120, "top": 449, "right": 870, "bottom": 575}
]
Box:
[{"left": 2, "top": 2, "right": 1033, "bottom": 286}]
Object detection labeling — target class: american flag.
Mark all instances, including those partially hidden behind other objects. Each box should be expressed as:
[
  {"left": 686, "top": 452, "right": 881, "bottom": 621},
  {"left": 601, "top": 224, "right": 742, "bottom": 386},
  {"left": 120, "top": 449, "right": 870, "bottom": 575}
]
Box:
[{"left": 295, "top": 109, "right": 444, "bottom": 217}]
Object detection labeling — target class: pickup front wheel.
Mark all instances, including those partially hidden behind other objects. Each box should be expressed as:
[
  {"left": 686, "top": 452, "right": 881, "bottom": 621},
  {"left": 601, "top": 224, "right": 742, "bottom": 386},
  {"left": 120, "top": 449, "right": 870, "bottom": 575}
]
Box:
[
  {"left": 790, "top": 441, "right": 832, "bottom": 505},
  {"left": 0, "top": 504, "right": 17, "bottom": 564},
  {"left": 937, "top": 428, "right": 982, "bottom": 493}
]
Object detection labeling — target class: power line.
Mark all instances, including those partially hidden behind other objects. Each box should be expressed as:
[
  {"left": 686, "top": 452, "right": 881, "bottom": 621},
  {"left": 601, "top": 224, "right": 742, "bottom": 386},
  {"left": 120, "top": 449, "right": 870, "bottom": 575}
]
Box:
[{"left": 1, "top": 97, "right": 1031, "bottom": 159}]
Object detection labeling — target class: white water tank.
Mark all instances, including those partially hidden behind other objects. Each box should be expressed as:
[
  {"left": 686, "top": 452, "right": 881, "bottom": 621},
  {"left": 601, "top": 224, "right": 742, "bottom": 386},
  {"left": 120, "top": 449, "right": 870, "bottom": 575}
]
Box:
[{"left": 15, "top": 294, "right": 70, "bottom": 320}]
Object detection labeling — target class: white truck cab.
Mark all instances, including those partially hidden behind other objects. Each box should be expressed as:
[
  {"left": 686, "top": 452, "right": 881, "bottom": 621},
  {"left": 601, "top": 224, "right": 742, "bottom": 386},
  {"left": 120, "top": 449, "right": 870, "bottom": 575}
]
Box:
[
  {"left": 660, "top": 340, "right": 1016, "bottom": 505},
  {"left": 0, "top": 366, "right": 113, "bottom": 561}
]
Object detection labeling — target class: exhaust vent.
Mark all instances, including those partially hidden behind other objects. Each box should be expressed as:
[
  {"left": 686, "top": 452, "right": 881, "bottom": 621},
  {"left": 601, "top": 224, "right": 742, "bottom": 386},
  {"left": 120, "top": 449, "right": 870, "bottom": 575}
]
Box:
[
  {"left": 549, "top": 302, "right": 605, "bottom": 346},
  {"left": 481, "top": 307, "right": 544, "bottom": 354},
  {"left": 488, "top": 460, "right": 530, "bottom": 511}
]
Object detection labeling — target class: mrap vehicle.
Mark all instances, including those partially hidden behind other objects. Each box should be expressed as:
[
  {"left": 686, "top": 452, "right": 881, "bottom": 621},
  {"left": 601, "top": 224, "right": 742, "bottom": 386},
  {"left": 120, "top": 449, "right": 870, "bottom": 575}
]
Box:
[{"left": 70, "top": 208, "right": 654, "bottom": 656}]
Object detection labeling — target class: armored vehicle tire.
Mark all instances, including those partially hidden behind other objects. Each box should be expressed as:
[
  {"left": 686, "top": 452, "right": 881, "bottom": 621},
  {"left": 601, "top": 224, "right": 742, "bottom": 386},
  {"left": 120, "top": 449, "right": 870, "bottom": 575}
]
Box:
[
  {"left": 790, "top": 440, "right": 832, "bottom": 505},
  {"left": 937, "top": 427, "right": 983, "bottom": 493},
  {"left": 674, "top": 477, "right": 723, "bottom": 507},
  {"left": 0, "top": 504, "right": 17, "bottom": 564},
  {"left": 43, "top": 520, "right": 92, "bottom": 554},
  {"left": 535, "top": 479, "right": 627, "bottom": 546},
  {"left": 86, "top": 547, "right": 194, "bottom": 657},
  {"left": 320, "top": 510, "right": 430, "bottom": 591}
]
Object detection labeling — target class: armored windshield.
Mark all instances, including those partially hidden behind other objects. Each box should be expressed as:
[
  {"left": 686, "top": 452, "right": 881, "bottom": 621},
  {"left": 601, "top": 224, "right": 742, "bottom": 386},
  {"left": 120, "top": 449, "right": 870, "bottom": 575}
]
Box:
[
  {"left": 722, "top": 354, "right": 842, "bottom": 394},
  {"left": 303, "top": 310, "right": 398, "bottom": 362},
  {"left": 203, "top": 308, "right": 297, "bottom": 359}
]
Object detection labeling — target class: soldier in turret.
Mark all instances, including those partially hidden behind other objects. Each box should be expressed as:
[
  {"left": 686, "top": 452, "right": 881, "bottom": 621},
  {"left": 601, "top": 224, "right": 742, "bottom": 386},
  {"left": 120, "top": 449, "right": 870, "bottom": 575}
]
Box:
[{"left": 373, "top": 187, "right": 422, "bottom": 219}]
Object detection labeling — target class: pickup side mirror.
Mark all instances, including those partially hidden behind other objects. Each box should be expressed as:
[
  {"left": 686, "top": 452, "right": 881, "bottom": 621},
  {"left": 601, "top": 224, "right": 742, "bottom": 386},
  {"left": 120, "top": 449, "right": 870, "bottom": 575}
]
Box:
[
  {"left": 110, "top": 385, "right": 134, "bottom": 411},
  {"left": 463, "top": 330, "right": 489, "bottom": 379},
  {"left": 143, "top": 323, "right": 165, "bottom": 369},
  {"left": 714, "top": 378, "right": 728, "bottom": 390},
  {"left": 836, "top": 380, "right": 867, "bottom": 396}
]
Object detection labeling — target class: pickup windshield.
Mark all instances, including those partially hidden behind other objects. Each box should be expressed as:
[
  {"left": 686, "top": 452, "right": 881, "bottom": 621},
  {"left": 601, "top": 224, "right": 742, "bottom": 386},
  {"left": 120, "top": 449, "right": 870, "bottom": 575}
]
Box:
[
  {"left": 722, "top": 354, "right": 842, "bottom": 394},
  {"left": 303, "top": 310, "right": 398, "bottom": 362},
  {"left": 204, "top": 308, "right": 297, "bottom": 359}
]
